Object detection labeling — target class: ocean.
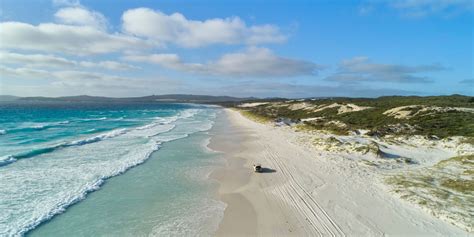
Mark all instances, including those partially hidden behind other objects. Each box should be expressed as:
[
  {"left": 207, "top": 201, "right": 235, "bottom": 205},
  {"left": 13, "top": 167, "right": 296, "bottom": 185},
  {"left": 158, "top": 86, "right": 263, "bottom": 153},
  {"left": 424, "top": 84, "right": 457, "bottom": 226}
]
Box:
[{"left": 0, "top": 102, "right": 226, "bottom": 236}]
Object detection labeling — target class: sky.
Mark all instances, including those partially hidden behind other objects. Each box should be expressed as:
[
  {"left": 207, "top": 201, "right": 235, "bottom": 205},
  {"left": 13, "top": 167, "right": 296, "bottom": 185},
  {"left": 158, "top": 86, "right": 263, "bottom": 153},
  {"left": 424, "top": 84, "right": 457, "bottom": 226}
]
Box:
[{"left": 0, "top": 0, "right": 472, "bottom": 98}]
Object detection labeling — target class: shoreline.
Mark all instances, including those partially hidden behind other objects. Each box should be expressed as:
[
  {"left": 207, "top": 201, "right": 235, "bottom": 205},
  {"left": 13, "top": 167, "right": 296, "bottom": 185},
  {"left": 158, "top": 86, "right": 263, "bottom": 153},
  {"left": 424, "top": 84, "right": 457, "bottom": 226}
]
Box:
[
  {"left": 208, "top": 108, "right": 259, "bottom": 236},
  {"left": 208, "top": 108, "right": 328, "bottom": 236},
  {"left": 208, "top": 108, "right": 469, "bottom": 236},
  {"left": 208, "top": 108, "right": 302, "bottom": 236}
]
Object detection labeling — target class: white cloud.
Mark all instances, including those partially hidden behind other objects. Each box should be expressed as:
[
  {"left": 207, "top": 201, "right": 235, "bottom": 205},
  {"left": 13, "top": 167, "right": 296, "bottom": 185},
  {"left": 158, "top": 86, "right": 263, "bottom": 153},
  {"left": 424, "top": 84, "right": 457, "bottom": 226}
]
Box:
[
  {"left": 55, "top": 7, "right": 108, "bottom": 30},
  {"left": 52, "top": 70, "right": 131, "bottom": 82},
  {"left": 0, "top": 65, "right": 179, "bottom": 97},
  {"left": 124, "top": 53, "right": 181, "bottom": 66},
  {"left": 326, "top": 57, "right": 446, "bottom": 83},
  {"left": 0, "top": 65, "right": 154, "bottom": 93},
  {"left": 0, "top": 6, "right": 287, "bottom": 57},
  {"left": 78, "top": 60, "right": 138, "bottom": 70},
  {"left": 0, "top": 51, "right": 75, "bottom": 67},
  {"left": 0, "top": 65, "right": 52, "bottom": 79},
  {"left": 0, "top": 65, "right": 128, "bottom": 82},
  {"left": 209, "top": 47, "right": 321, "bottom": 77},
  {"left": 121, "top": 8, "right": 286, "bottom": 48},
  {"left": 124, "top": 47, "right": 322, "bottom": 77},
  {"left": 0, "top": 22, "right": 150, "bottom": 55},
  {"left": 0, "top": 51, "right": 137, "bottom": 70}
]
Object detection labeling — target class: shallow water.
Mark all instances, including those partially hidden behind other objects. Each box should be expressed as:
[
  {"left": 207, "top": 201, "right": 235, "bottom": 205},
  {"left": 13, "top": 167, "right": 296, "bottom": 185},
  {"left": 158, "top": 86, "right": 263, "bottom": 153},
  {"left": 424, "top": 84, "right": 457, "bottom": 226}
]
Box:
[{"left": 28, "top": 132, "right": 225, "bottom": 237}]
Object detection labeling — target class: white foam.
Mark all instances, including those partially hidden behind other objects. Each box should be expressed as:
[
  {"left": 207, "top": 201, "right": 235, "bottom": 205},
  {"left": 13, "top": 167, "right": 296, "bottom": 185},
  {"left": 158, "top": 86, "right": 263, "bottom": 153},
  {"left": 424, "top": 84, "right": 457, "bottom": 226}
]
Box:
[
  {"left": 0, "top": 155, "right": 16, "bottom": 166},
  {"left": 179, "top": 109, "right": 200, "bottom": 119},
  {"left": 0, "top": 114, "right": 191, "bottom": 167},
  {"left": 15, "top": 121, "right": 70, "bottom": 130},
  {"left": 132, "top": 124, "right": 176, "bottom": 138},
  {"left": 68, "top": 128, "right": 127, "bottom": 146},
  {"left": 200, "top": 137, "right": 220, "bottom": 154},
  {"left": 79, "top": 117, "right": 107, "bottom": 122}
]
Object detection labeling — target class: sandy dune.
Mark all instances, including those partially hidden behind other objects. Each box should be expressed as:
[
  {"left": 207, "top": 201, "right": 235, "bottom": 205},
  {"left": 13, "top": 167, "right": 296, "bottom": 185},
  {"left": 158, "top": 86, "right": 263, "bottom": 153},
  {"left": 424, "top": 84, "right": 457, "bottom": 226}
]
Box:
[
  {"left": 384, "top": 105, "right": 474, "bottom": 119},
  {"left": 209, "top": 109, "right": 469, "bottom": 236},
  {"left": 287, "top": 102, "right": 372, "bottom": 114},
  {"left": 238, "top": 102, "right": 269, "bottom": 108}
]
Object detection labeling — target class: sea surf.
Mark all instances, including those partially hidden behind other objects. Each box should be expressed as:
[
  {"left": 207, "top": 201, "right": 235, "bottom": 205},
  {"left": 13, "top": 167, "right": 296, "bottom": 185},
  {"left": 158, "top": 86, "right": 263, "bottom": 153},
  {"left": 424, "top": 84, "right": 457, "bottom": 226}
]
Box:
[{"left": 0, "top": 102, "right": 225, "bottom": 236}]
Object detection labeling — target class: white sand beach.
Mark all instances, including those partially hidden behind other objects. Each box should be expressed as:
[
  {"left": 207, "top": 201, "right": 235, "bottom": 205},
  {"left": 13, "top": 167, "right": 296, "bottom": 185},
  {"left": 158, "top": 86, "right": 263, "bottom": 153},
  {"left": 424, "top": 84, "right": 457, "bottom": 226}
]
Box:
[{"left": 209, "top": 109, "right": 470, "bottom": 236}]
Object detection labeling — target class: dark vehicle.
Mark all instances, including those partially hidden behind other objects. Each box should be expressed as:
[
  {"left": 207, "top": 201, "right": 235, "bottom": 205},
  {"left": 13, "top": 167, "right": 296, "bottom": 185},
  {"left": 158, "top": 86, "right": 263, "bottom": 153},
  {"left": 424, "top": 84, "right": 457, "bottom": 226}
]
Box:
[{"left": 253, "top": 164, "right": 262, "bottom": 173}]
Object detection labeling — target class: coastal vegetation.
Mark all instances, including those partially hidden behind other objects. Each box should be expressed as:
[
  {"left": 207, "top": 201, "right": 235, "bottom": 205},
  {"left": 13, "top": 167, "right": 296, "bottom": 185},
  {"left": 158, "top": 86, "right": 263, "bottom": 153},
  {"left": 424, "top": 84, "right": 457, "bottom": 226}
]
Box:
[
  {"left": 233, "top": 95, "right": 474, "bottom": 138},
  {"left": 386, "top": 155, "right": 474, "bottom": 231},
  {"left": 238, "top": 110, "right": 273, "bottom": 123}
]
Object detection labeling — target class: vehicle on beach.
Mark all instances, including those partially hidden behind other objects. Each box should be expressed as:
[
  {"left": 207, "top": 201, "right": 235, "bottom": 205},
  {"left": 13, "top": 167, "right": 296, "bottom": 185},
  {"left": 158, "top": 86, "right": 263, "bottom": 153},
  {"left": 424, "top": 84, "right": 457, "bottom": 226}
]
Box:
[{"left": 253, "top": 164, "right": 262, "bottom": 172}]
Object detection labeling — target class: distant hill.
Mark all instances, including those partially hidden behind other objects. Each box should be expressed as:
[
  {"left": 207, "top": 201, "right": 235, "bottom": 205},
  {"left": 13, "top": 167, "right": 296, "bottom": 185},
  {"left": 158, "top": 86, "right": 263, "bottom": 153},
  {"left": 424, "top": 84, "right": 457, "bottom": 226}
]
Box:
[
  {"left": 128, "top": 94, "right": 255, "bottom": 102},
  {"left": 18, "top": 95, "right": 115, "bottom": 102},
  {"left": 0, "top": 95, "right": 20, "bottom": 101},
  {"left": 12, "top": 94, "right": 256, "bottom": 103}
]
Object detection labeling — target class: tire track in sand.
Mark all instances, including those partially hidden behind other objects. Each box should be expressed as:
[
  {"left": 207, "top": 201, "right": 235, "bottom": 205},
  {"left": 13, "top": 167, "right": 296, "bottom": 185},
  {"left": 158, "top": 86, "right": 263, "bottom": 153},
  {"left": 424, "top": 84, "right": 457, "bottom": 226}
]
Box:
[{"left": 261, "top": 142, "right": 345, "bottom": 237}]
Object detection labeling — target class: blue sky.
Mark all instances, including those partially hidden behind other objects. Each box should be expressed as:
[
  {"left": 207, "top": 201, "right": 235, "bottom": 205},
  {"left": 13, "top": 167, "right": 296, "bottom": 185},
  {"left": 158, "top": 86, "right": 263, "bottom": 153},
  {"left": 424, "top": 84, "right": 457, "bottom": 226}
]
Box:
[{"left": 0, "top": 0, "right": 472, "bottom": 98}]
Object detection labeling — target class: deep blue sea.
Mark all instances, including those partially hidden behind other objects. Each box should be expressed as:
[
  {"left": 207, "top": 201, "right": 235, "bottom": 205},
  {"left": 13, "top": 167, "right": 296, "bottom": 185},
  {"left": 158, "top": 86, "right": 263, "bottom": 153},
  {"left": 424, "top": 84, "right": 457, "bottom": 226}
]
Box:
[{"left": 0, "top": 102, "right": 225, "bottom": 236}]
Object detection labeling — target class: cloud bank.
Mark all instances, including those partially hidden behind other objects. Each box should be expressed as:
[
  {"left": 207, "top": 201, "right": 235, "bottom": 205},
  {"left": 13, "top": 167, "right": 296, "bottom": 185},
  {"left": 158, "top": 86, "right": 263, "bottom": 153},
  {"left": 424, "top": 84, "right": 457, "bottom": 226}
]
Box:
[
  {"left": 326, "top": 57, "right": 445, "bottom": 83},
  {"left": 55, "top": 6, "right": 108, "bottom": 30},
  {"left": 122, "top": 8, "right": 286, "bottom": 48},
  {"left": 0, "top": 22, "right": 149, "bottom": 55},
  {"left": 124, "top": 47, "right": 322, "bottom": 77},
  {"left": 0, "top": 51, "right": 137, "bottom": 70}
]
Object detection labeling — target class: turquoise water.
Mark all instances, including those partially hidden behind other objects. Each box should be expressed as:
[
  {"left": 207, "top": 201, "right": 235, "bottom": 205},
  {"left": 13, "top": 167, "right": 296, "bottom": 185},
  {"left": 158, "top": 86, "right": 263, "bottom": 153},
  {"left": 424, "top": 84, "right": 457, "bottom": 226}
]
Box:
[{"left": 0, "top": 102, "right": 225, "bottom": 236}]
